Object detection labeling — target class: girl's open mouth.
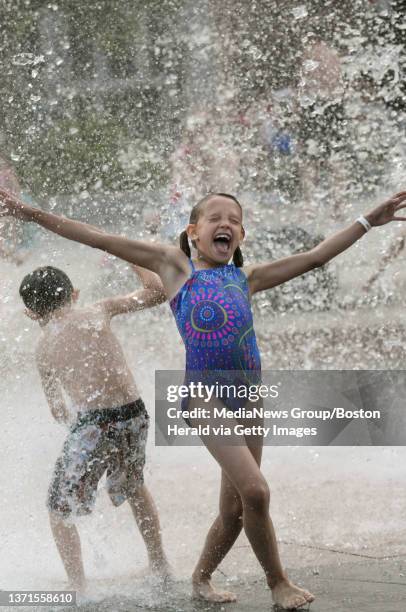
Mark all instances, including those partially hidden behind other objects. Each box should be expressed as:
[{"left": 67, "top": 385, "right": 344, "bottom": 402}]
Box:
[{"left": 213, "top": 233, "right": 232, "bottom": 255}]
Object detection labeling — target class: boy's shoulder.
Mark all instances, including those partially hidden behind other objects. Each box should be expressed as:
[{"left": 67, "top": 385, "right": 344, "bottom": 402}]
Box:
[
  {"left": 53, "top": 303, "right": 109, "bottom": 326},
  {"left": 36, "top": 305, "right": 109, "bottom": 352},
  {"left": 72, "top": 302, "right": 110, "bottom": 320}
]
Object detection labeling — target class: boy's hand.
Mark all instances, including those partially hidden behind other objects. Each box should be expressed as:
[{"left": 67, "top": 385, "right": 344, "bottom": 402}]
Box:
[
  {"left": 96, "top": 263, "right": 166, "bottom": 317},
  {"left": 365, "top": 191, "right": 406, "bottom": 227},
  {"left": 0, "top": 188, "right": 31, "bottom": 221},
  {"left": 131, "top": 264, "right": 163, "bottom": 290}
]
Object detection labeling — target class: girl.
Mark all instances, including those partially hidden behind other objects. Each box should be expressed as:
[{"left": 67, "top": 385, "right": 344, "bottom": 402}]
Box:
[{"left": 1, "top": 187, "right": 406, "bottom": 610}]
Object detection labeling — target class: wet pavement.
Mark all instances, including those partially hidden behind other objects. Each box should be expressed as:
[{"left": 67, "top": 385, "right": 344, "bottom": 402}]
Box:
[
  {"left": 2, "top": 242, "right": 406, "bottom": 612},
  {"left": 59, "top": 552, "right": 406, "bottom": 611}
]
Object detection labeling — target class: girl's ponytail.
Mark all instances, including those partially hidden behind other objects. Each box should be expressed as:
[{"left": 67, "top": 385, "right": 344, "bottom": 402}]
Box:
[
  {"left": 179, "top": 230, "right": 191, "bottom": 257},
  {"left": 233, "top": 246, "right": 243, "bottom": 267}
]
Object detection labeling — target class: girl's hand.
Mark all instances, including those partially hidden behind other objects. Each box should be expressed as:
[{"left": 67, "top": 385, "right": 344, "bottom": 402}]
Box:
[
  {"left": 365, "top": 191, "right": 406, "bottom": 227},
  {"left": 0, "top": 188, "right": 31, "bottom": 221}
]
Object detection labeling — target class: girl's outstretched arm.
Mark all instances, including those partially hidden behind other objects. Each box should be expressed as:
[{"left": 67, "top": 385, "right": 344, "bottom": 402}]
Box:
[
  {"left": 0, "top": 188, "right": 189, "bottom": 294},
  {"left": 246, "top": 191, "right": 406, "bottom": 295}
]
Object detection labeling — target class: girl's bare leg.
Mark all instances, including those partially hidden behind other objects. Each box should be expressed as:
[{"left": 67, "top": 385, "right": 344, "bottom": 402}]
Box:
[
  {"left": 192, "top": 422, "right": 263, "bottom": 603},
  {"left": 49, "top": 511, "right": 86, "bottom": 593},
  {"left": 190, "top": 404, "right": 314, "bottom": 609},
  {"left": 192, "top": 471, "right": 243, "bottom": 602},
  {"left": 127, "top": 484, "right": 171, "bottom": 578}
]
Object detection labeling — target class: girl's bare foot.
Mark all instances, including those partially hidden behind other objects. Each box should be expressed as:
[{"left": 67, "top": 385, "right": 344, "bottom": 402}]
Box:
[
  {"left": 192, "top": 576, "right": 237, "bottom": 603},
  {"left": 271, "top": 578, "right": 314, "bottom": 610}
]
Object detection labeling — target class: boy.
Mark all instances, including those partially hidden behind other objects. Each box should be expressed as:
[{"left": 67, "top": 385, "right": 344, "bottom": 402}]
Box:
[{"left": 19, "top": 263, "right": 170, "bottom": 593}]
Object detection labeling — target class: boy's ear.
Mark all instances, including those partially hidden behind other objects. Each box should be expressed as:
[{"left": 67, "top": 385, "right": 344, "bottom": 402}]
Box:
[
  {"left": 72, "top": 289, "right": 80, "bottom": 303},
  {"left": 240, "top": 226, "right": 246, "bottom": 241}
]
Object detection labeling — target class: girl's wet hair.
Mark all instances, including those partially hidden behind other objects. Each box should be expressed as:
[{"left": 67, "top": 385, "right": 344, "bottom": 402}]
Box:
[
  {"left": 179, "top": 192, "right": 244, "bottom": 267},
  {"left": 19, "top": 266, "right": 74, "bottom": 317}
]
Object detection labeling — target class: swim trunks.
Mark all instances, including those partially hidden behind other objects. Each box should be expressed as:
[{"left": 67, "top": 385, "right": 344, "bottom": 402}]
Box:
[
  {"left": 170, "top": 260, "right": 261, "bottom": 413},
  {"left": 47, "top": 399, "right": 148, "bottom": 518}
]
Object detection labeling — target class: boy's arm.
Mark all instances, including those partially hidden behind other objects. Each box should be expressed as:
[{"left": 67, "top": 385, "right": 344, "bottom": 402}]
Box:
[
  {"left": 36, "top": 352, "right": 69, "bottom": 425},
  {"left": 96, "top": 265, "right": 167, "bottom": 318},
  {"left": 0, "top": 188, "right": 186, "bottom": 281},
  {"left": 245, "top": 191, "right": 406, "bottom": 295}
]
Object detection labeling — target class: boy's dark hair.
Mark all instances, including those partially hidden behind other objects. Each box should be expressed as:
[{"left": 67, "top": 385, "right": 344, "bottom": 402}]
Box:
[
  {"left": 19, "top": 266, "right": 74, "bottom": 317},
  {"left": 179, "top": 192, "right": 244, "bottom": 267}
]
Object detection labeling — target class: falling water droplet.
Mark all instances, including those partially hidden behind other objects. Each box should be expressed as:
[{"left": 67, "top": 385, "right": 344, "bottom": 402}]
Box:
[
  {"left": 303, "top": 59, "right": 319, "bottom": 72},
  {"left": 291, "top": 5, "right": 308, "bottom": 19},
  {"left": 32, "top": 54, "right": 45, "bottom": 65},
  {"left": 248, "top": 46, "right": 262, "bottom": 60},
  {"left": 298, "top": 92, "right": 316, "bottom": 108},
  {"left": 11, "top": 53, "right": 35, "bottom": 66}
]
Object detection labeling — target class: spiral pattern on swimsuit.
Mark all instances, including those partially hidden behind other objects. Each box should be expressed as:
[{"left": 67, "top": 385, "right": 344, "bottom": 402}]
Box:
[{"left": 185, "top": 287, "right": 236, "bottom": 344}]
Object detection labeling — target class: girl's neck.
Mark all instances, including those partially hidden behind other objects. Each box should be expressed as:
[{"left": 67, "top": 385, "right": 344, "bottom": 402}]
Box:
[{"left": 192, "top": 256, "right": 230, "bottom": 271}]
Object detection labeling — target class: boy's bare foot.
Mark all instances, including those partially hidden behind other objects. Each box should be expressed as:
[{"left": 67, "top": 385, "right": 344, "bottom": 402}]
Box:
[
  {"left": 133, "top": 561, "right": 173, "bottom": 582},
  {"left": 192, "top": 577, "right": 237, "bottom": 603},
  {"left": 152, "top": 560, "right": 173, "bottom": 582},
  {"left": 271, "top": 578, "right": 314, "bottom": 610},
  {"left": 67, "top": 579, "right": 87, "bottom": 597},
  {"left": 132, "top": 565, "right": 154, "bottom": 579}
]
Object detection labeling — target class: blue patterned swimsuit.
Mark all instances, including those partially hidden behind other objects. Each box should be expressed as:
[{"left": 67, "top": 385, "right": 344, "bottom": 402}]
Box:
[{"left": 170, "top": 259, "right": 262, "bottom": 412}]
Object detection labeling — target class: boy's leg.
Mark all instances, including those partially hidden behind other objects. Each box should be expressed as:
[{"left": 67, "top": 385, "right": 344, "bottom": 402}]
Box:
[
  {"left": 127, "top": 484, "right": 171, "bottom": 576},
  {"left": 47, "top": 419, "right": 106, "bottom": 593},
  {"left": 49, "top": 511, "right": 86, "bottom": 592},
  {"left": 107, "top": 404, "right": 170, "bottom": 577}
]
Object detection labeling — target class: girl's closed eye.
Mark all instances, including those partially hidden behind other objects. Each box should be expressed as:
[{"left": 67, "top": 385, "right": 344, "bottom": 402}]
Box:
[{"left": 207, "top": 216, "right": 240, "bottom": 225}]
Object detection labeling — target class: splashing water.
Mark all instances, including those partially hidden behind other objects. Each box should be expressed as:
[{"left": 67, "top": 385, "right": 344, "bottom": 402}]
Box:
[
  {"left": 291, "top": 6, "right": 308, "bottom": 20},
  {"left": 1, "top": 1, "right": 406, "bottom": 606}
]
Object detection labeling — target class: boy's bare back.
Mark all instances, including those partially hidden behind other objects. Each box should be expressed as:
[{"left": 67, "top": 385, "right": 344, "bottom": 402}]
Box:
[{"left": 36, "top": 304, "right": 140, "bottom": 414}]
